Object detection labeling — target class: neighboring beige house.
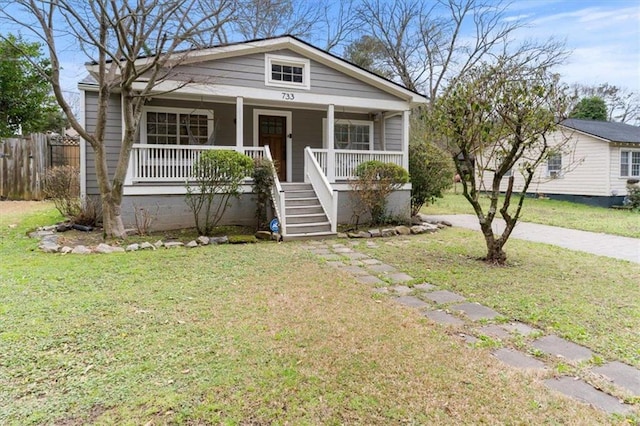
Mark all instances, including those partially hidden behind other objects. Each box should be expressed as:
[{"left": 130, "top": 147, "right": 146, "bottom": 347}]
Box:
[
  {"left": 480, "top": 119, "right": 640, "bottom": 207},
  {"left": 78, "top": 36, "right": 427, "bottom": 238}
]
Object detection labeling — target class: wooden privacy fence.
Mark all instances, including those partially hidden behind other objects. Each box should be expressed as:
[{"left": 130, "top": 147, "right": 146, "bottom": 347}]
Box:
[{"left": 0, "top": 134, "right": 80, "bottom": 200}]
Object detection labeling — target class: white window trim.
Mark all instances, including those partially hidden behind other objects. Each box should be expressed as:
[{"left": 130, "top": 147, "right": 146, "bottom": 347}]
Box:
[
  {"left": 547, "top": 153, "right": 563, "bottom": 178},
  {"left": 322, "top": 118, "right": 374, "bottom": 151},
  {"left": 140, "top": 106, "right": 214, "bottom": 145},
  {"left": 265, "top": 53, "right": 311, "bottom": 90},
  {"left": 620, "top": 149, "right": 640, "bottom": 178}
]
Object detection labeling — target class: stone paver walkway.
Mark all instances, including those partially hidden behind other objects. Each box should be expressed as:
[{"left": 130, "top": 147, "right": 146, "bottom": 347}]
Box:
[
  {"left": 302, "top": 239, "right": 639, "bottom": 417},
  {"left": 424, "top": 214, "right": 640, "bottom": 263}
]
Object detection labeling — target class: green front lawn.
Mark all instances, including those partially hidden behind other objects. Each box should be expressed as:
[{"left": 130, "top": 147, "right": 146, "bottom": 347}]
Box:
[
  {"left": 0, "top": 203, "right": 633, "bottom": 424},
  {"left": 425, "top": 191, "right": 640, "bottom": 238}
]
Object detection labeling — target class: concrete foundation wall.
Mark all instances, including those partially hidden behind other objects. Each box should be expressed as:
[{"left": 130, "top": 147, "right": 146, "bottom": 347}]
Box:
[
  {"left": 336, "top": 189, "right": 411, "bottom": 225},
  {"left": 121, "top": 193, "right": 263, "bottom": 232}
]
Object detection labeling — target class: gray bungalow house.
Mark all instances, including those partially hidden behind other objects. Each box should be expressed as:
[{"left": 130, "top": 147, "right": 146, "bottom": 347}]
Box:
[{"left": 79, "top": 36, "right": 427, "bottom": 239}]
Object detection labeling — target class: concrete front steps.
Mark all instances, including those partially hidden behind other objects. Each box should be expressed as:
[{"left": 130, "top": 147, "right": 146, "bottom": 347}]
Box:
[{"left": 281, "top": 183, "right": 336, "bottom": 241}]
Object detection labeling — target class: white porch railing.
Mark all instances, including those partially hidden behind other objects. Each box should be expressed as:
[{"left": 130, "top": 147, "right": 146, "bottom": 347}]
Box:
[
  {"left": 309, "top": 149, "right": 404, "bottom": 181},
  {"left": 263, "top": 145, "right": 286, "bottom": 237},
  {"left": 304, "top": 147, "right": 337, "bottom": 233},
  {"left": 126, "top": 144, "right": 265, "bottom": 183}
]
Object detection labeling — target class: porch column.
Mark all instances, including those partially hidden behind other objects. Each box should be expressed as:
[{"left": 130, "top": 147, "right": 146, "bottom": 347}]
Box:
[
  {"left": 327, "top": 104, "right": 335, "bottom": 182},
  {"left": 235, "top": 96, "right": 243, "bottom": 151},
  {"left": 402, "top": 110, "right": 410, "bottom": 170}
]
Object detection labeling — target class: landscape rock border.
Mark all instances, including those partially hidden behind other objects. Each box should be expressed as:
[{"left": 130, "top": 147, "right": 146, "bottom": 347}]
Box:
[{"left": 30, "top": 214, "right": 450, "bottom": 254}]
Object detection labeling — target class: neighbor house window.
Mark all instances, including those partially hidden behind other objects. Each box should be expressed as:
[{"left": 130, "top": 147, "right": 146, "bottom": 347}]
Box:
[
  {"left": 143, "top": 108, "right": 212, "bottom": 145},
  {"left": 265, "top": 54, "right": 310, "bottom": 90},
  {"left": 620, "top": 150, "right": 640, "bottom": 177},
  {"left": 547, "top": 153, "right": 562, "bottom": 178}
]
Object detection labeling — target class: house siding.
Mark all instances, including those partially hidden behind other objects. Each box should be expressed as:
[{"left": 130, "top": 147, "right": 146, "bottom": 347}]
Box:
[
  {"left": 171, "top": 49, "right": 400, "bottom": 101},
  {"left": 480, "top": 128, "right": 611, "bottom": 197},
  {"left": 384, "top": 114, "right": 403, "bottom": 151},
  {"left": 84, "top": 91, "right": 122, "bottom": 196}
]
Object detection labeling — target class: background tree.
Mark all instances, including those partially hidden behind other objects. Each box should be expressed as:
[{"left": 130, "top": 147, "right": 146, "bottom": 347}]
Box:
[
  {"left": 356, "top": 0, "right": 568, "bottom": 102},
  {"left": 570, "top": 83, "right": 639, "bottom": 124},
  {"left": 342, "top": 35, "right": 394, "bottom": 78},
  {"left": 433, "top": 58, "right": 570, "bottom": 264},
  {"left": 232, "top": 0, "right": 322, "bottom": 40},
  {"left": 569, "top": 96, "right": 608, "bottom": 121},
  {"left": 1, "top": 0, "right": 234, "bottom": 238},
  {"left": 0, "top": 34, "right": 65, "bottom": 137}
]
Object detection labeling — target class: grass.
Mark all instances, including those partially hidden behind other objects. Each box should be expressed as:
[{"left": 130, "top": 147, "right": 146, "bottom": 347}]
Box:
[
  {"left": 424, "top": 190, "right": 640, "bottom": 238},
  {"left": 358, "top": 228, "right": 640, "bottom": 369},
  {"left": 0, "top": 202, "right": 624, "bottom": 424}
]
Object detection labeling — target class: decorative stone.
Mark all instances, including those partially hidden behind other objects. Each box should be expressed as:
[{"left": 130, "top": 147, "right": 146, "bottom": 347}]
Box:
[
  {"left": 531, "top": 335, "right": 593, "bottom": 362},
  {"left": 71, "top": 245, "right": 92, "bottom": 254},
  {"left": 593, "top": 361, "right": 640, "bottom": 395},
  {"left": 210, "top": 236, "right": 229, "bottom": 244},
  {"left": 185, "top": 240, "right": 198, "bottom": 248},
  {"left": 95, "top": 243, "right": 114, "bottom": 254},
  {"left": 356, "top": 275, "right": 384, "bottom": 285},
  {"left": 126, "top": 243, "right": 140, "bottom": 252},
  {"left": 477, "top": 324, "right": 511, "bottom": 339},
  {"left": 414, "top": 283, "right": 437, "bottom": 291},
  {"left": 410, "top": 225, "right": 426, "bottom": 234},
  {"left": 348, "top": 231, "right": 371, "bottom": 238},
  {"left": 423, "top": 290, "right": 466, "bottom": 305},
  {"left": 493, "top": 348, "right": 546, "bottom": 370},
  {"left": 387, "top": 272, "right": 413, "bottom": 283},
  {"left": 544, "top": 377, "right": 632, "bottom": 415},
  {"left": 389, "top": 285, "right": 412, "bottom": 295},
  {"left": 60, "top": 246, "right": 73, "bottom": 254},
  {"left": 368, "top": 229, "right": 381, "bottom": 238},
  {"left": 440, "top": 220, "right": 452, "bottom": 227},
  {"left": 140, "top": 242, "right": 156, "bottom": 250},
  {"left": 111, "top": 247, "right": 125, "bottom": 253},
  {"left": 451, "top": 302, "right": 500, "bottom": 321},
  {"left": 500, "top": 322, "right": 539, "bottom": 336},
  {"left": 164, "top": 241, "right": 184, "bottom": 249},
  {"left": 395, "top": 225, "right": 411, "bottom": 235},
  {"left": 56, "top": 223, "right": 72, "bottom": 232},
  {"left": 381, "top": 228, "right": 396, "bottom": 237},
  {"left": 39, "top": 241, "right": 60, "bottom": 253},
  {"left": 29, "top": 230, "right": 55, "bottom": 239},
  {"left": 255, "top": 231, "right": 271, "bottom": 240},
  {"left": 411, "top": 216, "right": 424, "bottom": 225},
  {"left": 154, "top": 240, "right": 164, "bottom": 248},
  {"left": 367, "top": 263, "right": 396, "bottom": 273},
  {"left": 394, "top": 296, "right": 429, "bottom": 309},
  {"left": 196, "top": 236, "right": 210, "bottom": 245},
  {"left": 423, "top": 310, "right": 465, "bottom": 326},
  {"left": 337, "top": 232, "right": 348, "bottom": 238}
]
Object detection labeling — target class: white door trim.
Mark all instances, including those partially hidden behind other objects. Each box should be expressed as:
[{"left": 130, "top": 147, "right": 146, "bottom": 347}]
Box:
[{"left": 253, "top": 108, "right": 293, "bottom": 182}]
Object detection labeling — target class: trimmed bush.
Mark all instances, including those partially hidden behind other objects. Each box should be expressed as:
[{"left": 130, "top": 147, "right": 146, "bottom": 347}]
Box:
[
  {"left": 185, "top": 150, "right": 253, "bottom": 236},
  {"left": 409, "top": 140, "right": 455, "bottom": 215}
]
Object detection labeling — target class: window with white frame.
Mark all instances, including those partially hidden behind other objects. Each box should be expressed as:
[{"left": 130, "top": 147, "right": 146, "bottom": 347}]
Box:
[
  {"left": 620, "top": 150, "right": 640, "bottom": 177},
  {"left": 324, "top": 119, "right": 374, "bottom": 150},
  {"left": 547, "top": 153, "right": 562, "bottom": 178},
  {"left": 143, "top": 108, "right": 213, "bottom": 145},
  {"left": 265, "top": 54, "right": 310, "bottom": 90}
]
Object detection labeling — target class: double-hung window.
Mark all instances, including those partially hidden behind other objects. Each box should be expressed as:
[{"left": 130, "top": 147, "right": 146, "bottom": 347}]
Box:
[
  {"left": 143, "top": 108, "right": 212, "bottom": 145},
  {"left": 265, "top": 54, "right": 310, "bottom": 90},
  {"left": 324, "top": 119, "right": 374, "bottom": 150},
  {"left": 547, "top": 153, "right": 562, "bottom": 178},
  {"left": 620, "top": 150, "right": 640, "bottom": 177}
]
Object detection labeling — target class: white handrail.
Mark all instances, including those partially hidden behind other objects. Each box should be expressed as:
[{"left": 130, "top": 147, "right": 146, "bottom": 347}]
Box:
[
  {"left": 309, "top": 148, "right": 404, "bottom": 181},
  {"left": 263, "top": 145, "right": 286, "bottom": 237},
  {"left": 304, "top": 146, "right": 337, "bottom": 233}
]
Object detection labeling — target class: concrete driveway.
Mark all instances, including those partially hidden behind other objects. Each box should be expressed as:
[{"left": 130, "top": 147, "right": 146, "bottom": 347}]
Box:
[{"left": 424, "top": 214, "right": 640, "bottom": 264}]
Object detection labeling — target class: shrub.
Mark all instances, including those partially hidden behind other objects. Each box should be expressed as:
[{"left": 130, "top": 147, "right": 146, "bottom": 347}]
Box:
[
  {"left": 252, "top": 157, "right": 276, "bottom": 231},
  {"left": 409, "top": 140, "right": 455, "bottom": 215},
  {"left": 185, "top": 150, "right": 254, "bottom": 236},
  {"left": 626, "top": 179, "right": 640, "bottom": 210},
  {"left": 73, "top": 196, "right": 102, "bottom": 227},
  {"left": 42, "top": 165, "right": 81, "bottom": 217},
  {"left": 350, "top": 160, "right": 409, "bottom": 226}
]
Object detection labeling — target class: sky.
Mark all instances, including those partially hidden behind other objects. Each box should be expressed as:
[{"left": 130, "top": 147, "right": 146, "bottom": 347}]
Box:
[{"left": 2, "top": 0, "right": 639, "bottom": 98}]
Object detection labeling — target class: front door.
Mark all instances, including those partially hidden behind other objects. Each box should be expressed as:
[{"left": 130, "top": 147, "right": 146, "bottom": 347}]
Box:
[{"left": 259, "top": 115, "right": 287, "bottom": 181}]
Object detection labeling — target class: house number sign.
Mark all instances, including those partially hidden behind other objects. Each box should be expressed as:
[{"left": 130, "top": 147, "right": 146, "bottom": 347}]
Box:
[{"left": 281, "top": 92, "right": 295, "bottom": 101}]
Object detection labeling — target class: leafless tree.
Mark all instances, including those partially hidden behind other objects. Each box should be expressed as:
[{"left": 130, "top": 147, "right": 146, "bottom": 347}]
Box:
[
  {"left": 232, "top": 0, "right": 323, "bottom": 40},
  {"left": 357, "top": 0, "right": 568, "bottom": 101},
  {"left": 1, "top": 0, "right": 234, "bottom": 237}
]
